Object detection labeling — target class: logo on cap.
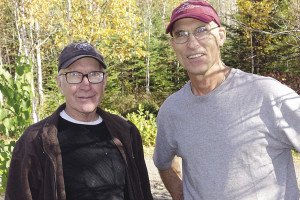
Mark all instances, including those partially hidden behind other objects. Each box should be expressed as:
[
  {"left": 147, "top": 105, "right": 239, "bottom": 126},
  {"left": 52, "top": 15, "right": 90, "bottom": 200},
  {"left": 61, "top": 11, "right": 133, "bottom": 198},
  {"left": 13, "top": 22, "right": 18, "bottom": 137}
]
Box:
[
  {"left": 175, "top": 2, "right": 201, "bottom": 15},
  {"left": 74, "top": 42, "right": 94, "bottom": 52}
]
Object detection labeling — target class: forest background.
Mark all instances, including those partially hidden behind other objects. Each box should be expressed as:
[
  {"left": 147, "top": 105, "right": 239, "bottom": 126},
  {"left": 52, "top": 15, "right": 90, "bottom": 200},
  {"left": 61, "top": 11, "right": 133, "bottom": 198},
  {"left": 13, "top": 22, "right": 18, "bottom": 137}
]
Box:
[{"left": 0, "top": 0, "right": 300, "bottom": 193}]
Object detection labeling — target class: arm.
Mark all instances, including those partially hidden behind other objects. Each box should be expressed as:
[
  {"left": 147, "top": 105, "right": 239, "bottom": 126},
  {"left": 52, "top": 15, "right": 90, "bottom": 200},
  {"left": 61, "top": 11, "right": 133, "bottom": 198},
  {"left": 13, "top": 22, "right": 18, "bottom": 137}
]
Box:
[
  {"left": 159, "top": 158, "right": 183, "bottom": 200},
  {"left": 5, "top": 132, "right": 42, "bottom": 200},
  {"left": 5, "top": 139, "right": 32, "bottom": 200},
  {"left": 129, "top": 122, "right": 153, "bottom": 200},
  {"left": 273, "top": 83, "right": 300, "bottom": 150}
]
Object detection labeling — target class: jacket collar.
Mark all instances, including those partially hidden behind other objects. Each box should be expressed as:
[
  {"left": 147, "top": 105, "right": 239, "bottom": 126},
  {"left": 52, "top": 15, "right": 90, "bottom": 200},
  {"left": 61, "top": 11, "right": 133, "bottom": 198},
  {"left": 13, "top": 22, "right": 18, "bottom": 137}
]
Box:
[{"left": 41, "top": 104, "right": 133, "bottom": 160}]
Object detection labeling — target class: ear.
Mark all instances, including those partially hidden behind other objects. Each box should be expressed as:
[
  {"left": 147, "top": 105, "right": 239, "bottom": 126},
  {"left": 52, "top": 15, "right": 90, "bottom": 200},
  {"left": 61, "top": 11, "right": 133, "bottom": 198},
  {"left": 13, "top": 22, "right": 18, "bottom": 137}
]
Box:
[
  {"left": 56, "top": 75, "right": 64, "bottom": 94},
  {"left": 103, "top": 73, "right": 108, "bottom": 89},
  {"left": 218, "top": 27, "right": 226, "bottom": 47},
  {"left": 169, "top": 38, "right": 176, "bottom": 51}
]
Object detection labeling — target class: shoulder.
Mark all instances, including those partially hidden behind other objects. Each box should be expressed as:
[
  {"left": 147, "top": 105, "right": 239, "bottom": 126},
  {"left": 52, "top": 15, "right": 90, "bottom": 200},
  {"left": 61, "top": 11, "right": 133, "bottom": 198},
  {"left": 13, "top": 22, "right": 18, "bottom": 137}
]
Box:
[
  {"left": 13, "top": 105, "right": 64, "bottom": 151},
  {"left": 12, "top": 115, "right": 53, "bottom": 158},
  {"left": 18, "top": 116, "right": 50, "bottom": 142},
  {"left": 232, "top": 68, "right": 297, "bottom": 98}
]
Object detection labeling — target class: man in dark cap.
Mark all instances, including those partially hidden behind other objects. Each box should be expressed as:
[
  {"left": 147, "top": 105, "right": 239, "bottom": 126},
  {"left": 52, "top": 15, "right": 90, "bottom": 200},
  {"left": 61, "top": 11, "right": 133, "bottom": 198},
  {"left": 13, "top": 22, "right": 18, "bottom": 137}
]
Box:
[
  {"left": 153, "top": 1, "right": 300, "bottom": 200},
  {"left": 5, "top": 41, "right": 153, "bottom": 200}
]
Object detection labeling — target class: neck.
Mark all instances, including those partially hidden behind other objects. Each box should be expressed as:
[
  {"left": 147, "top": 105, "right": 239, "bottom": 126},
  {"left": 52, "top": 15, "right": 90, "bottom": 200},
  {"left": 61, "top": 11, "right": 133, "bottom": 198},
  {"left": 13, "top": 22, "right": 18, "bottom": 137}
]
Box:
[
  {"left": 190, "top": 64, "right": 229, "bottom": 96},
  {"left": 64, "top": 107, "right": 99, "bottom": 122}
]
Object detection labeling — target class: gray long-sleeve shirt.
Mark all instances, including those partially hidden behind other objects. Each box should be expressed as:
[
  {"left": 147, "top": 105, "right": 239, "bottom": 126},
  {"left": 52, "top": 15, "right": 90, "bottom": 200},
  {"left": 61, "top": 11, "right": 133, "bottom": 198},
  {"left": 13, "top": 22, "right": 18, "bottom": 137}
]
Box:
[{"left": 154, "top": 68, "right": 300, "bottom": 200}]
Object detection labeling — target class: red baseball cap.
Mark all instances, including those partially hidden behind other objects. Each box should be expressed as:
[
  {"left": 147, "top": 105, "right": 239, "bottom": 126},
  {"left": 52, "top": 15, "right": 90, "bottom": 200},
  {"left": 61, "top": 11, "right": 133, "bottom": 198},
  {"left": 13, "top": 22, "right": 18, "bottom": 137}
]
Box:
[{"left": 166, "top": 0, "right": 221, "bottom": 34}]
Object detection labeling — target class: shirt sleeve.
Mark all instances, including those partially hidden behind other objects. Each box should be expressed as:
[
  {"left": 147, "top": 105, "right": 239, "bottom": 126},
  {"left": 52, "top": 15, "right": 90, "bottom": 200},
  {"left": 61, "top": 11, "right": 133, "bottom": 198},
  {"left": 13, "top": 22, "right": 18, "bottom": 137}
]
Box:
[
  {"left": 153, "top": 106, "right": 177, "bottom": 170},
  {"left": 5, "top": 137, "right": 36, "bottom": 200},
  {"left": 276, "top": 84, "right": 300, "bottom": 151}
]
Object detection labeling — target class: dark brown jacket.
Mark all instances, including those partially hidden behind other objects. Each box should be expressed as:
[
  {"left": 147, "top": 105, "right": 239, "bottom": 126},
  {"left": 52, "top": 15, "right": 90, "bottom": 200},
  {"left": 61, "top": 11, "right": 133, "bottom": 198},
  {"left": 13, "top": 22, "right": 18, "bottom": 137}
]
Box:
[{"left": 5, "top": 104, "right": 153, "bottom": 200}]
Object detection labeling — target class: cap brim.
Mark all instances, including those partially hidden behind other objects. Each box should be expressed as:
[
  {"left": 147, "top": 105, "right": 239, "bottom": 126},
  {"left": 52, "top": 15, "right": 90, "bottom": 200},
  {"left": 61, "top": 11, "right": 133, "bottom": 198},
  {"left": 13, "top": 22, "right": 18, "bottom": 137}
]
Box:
[
  {"left": 59, "top": 55, "right": 107, "bottom": 70},
  {"left": 166, "top": 14, "right": 215, "bottom": 34}
]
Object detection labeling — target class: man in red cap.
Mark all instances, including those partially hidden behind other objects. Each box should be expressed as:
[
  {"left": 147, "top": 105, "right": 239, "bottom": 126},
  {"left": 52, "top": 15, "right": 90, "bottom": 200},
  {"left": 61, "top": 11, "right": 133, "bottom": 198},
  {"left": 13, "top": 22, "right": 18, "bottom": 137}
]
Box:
[{"left": 154, "top": 0, "right": 300, "bottom": 199}]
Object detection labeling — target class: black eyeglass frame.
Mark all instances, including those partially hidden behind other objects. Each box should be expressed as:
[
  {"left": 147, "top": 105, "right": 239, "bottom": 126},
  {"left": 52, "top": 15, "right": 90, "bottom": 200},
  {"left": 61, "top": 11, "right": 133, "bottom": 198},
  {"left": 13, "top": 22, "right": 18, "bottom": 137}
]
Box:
[{"left": 59, "top": 71, "right": 106, "bottom": 84}]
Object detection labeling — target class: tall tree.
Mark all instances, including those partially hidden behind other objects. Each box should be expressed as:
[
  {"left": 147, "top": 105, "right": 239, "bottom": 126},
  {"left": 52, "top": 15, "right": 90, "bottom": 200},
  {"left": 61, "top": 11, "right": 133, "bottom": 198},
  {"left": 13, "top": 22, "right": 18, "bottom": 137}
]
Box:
[{"left": 224, "top": 0, "right": 298, "bottom": 70}]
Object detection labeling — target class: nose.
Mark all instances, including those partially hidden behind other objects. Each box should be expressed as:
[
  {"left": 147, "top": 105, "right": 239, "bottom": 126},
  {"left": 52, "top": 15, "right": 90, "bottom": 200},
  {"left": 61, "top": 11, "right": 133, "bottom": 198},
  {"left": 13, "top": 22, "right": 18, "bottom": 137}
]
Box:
[
  {"left": 82, "top": 75, "right": 90, "bottom": 85},
  {"left": 187, "top": 34, "right": 200, "bottom": 49}
]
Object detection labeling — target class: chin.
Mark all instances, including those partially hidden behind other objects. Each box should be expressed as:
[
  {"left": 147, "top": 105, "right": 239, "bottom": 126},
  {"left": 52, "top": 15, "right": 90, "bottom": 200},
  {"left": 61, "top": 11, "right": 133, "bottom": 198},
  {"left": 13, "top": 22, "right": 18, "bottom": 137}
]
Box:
[
  {"left": 80, "top": 104, "right": 98, "bottom": 113},
  {"left": 187, "top": 69, "right": 207, "bottom": 76}
]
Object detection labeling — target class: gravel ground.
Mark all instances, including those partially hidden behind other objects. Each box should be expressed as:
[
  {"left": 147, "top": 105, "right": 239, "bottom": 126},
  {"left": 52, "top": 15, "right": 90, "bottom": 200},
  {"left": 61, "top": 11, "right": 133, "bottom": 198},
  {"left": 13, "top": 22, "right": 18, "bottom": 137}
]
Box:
[{"left": 145, "top": 157, "right": 171, "bottom": 200}]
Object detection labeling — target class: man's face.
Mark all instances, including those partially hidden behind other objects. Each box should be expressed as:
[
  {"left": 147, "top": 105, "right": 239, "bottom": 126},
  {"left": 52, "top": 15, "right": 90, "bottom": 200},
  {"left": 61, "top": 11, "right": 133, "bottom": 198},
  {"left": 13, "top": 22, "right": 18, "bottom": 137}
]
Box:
[
  {"left": 170, "top": 18, "right": 226, "bottom": 77},
  {"left": 57, "top": 57, "right": 107, "bottom": 120}
]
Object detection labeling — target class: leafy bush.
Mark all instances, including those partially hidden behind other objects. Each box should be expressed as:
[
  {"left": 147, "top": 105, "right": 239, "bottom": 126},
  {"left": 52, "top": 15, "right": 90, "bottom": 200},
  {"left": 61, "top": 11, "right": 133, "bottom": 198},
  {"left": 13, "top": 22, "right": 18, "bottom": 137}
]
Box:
[
  {"left": 102, "top": 93, "right": 138, "bottom": 115},
  {"left": 102, "top": 92, "right": 159, "bottom": 116},
  {"left": 0, "top": 58, "right": 33, "bottom": 137},
  {"left": 0, "top": 139, "right": 15, "bottom": 193},
  {"left": 0, "top": 58, "right": 33, "bottom": 193},
  {"left": 126, "top": 104, "right": 157, "bottom": 146}
]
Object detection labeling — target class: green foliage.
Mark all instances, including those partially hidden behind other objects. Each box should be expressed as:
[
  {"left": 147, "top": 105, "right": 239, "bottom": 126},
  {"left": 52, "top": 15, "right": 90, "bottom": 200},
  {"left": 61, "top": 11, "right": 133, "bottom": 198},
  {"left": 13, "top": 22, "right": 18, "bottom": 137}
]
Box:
[
  {"left": 102, "top": 93, "right": 139, "bottom": 116},
  {"left": 224, "top": 0, "right": 300, "bottom": 76},
  {"left": 0, "top": 58, "right": 33, "bottom": 137},
  {"left": 106, "top": 105, "right": 158, "bottom": 146},
  {"left": 0, "top": 140, "right": 15, "bottom": 193},
  {"left": 102, "top": 92, "right": 159, "bottom": 116},
  {"left": 38, "top": 92, "right": 65, "bottom": 120},
  {"left": 126, "top": 104, "right": 157, "bottom": 147},
  {"left": 148, "top": 34, "right": 188, "bottom": 100},
  {"left": 0, "top": 58, "right": 33, "bottom": 193}
]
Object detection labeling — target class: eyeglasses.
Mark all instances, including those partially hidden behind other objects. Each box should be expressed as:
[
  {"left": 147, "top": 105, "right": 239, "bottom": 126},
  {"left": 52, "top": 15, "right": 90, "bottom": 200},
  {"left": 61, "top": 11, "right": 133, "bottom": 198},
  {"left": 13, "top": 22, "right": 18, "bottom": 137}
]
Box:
[
  {"left": 172, "top": 26, "right": 219, "bottom": 44},
  {"left": 59, "top": 71, "right": 105, "bottom": 84}
]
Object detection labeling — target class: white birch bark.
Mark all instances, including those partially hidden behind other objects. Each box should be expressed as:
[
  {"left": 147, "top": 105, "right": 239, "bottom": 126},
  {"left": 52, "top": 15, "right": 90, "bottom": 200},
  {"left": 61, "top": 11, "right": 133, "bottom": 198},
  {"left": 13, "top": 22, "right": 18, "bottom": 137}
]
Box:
[
  {"left": 14, "top": 0, "right": 39, "bottom": 122},
  {"left": 35, "top": 21, "right": 44, "bottom": 105},
  {"left": 145, "top": 0, "right": 152, "bottom": 94}
]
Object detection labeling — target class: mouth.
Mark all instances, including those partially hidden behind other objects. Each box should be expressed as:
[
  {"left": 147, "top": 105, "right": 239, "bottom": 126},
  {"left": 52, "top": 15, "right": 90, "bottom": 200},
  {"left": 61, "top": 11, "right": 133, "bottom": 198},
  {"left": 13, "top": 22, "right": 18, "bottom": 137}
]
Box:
[
  {"left": 77, "top": 95, "right": 94, "bottom": 100},
  {"left": 187, "top": 53, "right": 205, "bottom": 59}
]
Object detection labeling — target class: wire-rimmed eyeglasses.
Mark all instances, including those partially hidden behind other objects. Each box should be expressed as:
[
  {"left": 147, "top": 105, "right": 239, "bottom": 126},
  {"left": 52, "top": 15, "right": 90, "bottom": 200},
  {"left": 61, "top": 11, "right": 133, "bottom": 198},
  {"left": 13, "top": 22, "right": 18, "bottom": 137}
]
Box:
[
  {"left": 172, "top": 26, "right": 219, "bottom": 44},
  {"left": 59, "top": 71, "right": 105, "bottom": 84}
]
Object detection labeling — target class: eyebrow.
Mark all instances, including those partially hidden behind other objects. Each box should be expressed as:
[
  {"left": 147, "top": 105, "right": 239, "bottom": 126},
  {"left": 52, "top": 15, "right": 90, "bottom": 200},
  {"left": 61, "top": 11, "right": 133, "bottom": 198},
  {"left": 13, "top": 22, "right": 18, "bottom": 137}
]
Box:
[{"left": 173, "top": 25, "right": 207, "bottom": 33}]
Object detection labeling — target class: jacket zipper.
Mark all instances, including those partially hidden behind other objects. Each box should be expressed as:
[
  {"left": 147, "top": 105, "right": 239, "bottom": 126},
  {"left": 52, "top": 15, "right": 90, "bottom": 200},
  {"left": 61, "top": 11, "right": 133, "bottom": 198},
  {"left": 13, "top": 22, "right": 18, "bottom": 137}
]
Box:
[{"left": 39, "top": 136, "right": 58, "bottom": 200}]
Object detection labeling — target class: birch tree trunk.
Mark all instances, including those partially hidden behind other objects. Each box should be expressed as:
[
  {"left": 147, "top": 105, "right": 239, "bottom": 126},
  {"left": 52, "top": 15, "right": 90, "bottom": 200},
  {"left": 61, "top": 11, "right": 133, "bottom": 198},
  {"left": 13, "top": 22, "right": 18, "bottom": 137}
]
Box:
[
  {"left": 35, "top": 21, "right": 44, "bottom": 105},
  {"left": 145, "top": 0, "right": 152, "bottom": 94},
  {"left": 67, "top": 0, "right": 72, "bottom": 21},
  {"left": 14, "top": 0, "right": 39, "bottom": 122},
  {"left": 146, "top": 21, "right": 151, "bottom": 94},
  {"left": 13, "top": 0, "right": 23, "bottom": 57},
  {"left": 19, "top": 0, "right": 29, "bottom": 57}
]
